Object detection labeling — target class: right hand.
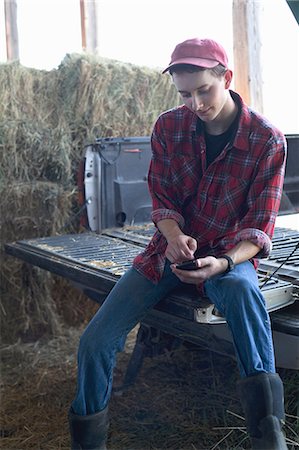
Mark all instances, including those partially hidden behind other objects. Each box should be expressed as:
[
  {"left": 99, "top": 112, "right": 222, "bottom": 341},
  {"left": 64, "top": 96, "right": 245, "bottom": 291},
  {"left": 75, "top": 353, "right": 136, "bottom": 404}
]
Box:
[{"left": 165, "top": 233, "right": 197, "bottom": 263}]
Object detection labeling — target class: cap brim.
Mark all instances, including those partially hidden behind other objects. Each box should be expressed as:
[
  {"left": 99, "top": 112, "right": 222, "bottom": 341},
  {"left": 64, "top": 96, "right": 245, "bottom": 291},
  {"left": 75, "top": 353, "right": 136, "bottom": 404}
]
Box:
[{"left": 162, "top": 57, "right": 219, "bottom": 74}]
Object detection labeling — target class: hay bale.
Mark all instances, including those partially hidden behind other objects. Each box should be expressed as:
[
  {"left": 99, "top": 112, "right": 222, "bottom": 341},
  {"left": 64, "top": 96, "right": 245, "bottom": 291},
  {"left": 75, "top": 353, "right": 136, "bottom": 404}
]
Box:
[
  {"left": 0, "top": 120, "right": 72, "bottom": 182},
  {"left": 0, "top": 181, "right": 76, "bottom": 342},
  {"left": 58, "top": 53, "right": 179, "bottom": 133},
  {"left": 0, "top": 263, "right": 62, "bottom": 342},
  {"left": 0, "top": 181, "right": 74, "bottom": 242},
  {"left": 56, "top": 53, "right": 179, "bottom": 167},
  {"left": 0, "top": 61, "right": 60, "bottom": 124},
  {"left": 0, "top": 54, "right": 180, "bottom": 344}
]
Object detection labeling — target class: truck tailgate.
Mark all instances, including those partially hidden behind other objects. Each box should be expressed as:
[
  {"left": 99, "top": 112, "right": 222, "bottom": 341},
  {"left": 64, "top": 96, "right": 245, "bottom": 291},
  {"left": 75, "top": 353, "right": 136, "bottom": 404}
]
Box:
[{"left": 5, "top": 228, "right": 297, "bottom": 324}]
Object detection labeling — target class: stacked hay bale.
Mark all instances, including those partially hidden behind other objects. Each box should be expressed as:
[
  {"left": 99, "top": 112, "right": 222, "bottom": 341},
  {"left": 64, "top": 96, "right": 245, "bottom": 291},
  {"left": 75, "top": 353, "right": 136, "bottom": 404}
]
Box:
[{"left": 0, "top": 54, "right": 179, "bottom": 343}]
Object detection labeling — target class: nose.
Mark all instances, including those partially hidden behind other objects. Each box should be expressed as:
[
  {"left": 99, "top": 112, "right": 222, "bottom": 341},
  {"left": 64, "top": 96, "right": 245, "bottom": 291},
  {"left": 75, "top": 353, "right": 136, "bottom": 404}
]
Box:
[{"left": 192, "top": 95, "right": 204, "bottom": 112}]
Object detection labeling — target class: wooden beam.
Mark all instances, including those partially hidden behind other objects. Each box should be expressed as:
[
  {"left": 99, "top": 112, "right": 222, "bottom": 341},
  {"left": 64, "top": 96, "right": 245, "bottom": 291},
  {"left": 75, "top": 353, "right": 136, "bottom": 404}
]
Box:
[
  {"left": 232, "top": 0, "right": 263, "bottom": 112},
  {"left": 4, "top": 0, "right": 19, "bottom": 61},
  {"left": 80, "top": 0, "right": 87, "bottom": 50},
  {"left": 80, "top": 0, "right": 98, "bottom": 54}
]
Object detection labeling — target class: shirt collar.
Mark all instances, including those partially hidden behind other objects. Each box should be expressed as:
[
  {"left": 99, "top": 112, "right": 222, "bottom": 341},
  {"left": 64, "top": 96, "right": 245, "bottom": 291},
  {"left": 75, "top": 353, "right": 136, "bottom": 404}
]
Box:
[
  {"left": 230, "top": 91, "right": 253, "bottom": 151},
  {"left": 194, "top": 91, "right": 252, "bottom": 152}
]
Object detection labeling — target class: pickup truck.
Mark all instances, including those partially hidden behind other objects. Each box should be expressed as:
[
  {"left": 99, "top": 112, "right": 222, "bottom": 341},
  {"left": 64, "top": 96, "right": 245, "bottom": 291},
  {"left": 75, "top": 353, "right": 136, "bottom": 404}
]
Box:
[{"left": 5, "top": 134, "right": 299, "bottom": 381}]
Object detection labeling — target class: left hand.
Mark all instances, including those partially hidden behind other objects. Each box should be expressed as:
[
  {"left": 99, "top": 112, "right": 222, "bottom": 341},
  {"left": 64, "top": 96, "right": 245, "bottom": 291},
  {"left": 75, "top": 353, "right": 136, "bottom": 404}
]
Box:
[{"left": 171, "top": 256, "right": 227, "bottom": 284}]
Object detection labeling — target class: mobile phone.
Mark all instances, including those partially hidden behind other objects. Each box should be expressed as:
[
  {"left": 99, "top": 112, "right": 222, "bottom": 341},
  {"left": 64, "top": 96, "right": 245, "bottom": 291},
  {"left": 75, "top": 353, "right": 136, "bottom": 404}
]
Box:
[{"left": 176, "top": 259, "right": 199, "bottom": 271}]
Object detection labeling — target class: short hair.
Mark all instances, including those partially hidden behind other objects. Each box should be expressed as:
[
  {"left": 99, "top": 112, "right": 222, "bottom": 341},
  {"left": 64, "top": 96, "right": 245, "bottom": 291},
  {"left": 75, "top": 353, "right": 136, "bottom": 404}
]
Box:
[{"left": 169, "top": 63, "right": 227, "bottom": 78}]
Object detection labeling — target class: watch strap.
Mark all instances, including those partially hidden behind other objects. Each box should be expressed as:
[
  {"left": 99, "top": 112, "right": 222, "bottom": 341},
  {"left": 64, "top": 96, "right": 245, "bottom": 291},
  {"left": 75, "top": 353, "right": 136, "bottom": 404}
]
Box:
[{"left": 219, "top": 255, "right": 234, "bottom": 273}]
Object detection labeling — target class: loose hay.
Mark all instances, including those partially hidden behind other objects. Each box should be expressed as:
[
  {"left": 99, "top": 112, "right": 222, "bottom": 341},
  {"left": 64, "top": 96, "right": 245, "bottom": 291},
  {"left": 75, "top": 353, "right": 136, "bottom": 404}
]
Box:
[{"left": 0, "top": 328, "right": 298, "bottom": 449}]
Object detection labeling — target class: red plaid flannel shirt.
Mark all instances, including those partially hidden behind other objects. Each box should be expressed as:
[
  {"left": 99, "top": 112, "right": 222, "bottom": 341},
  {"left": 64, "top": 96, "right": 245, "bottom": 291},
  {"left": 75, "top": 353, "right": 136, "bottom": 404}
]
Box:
[{"left": 133, "top": 91, "right": 286, "bottom": 283}]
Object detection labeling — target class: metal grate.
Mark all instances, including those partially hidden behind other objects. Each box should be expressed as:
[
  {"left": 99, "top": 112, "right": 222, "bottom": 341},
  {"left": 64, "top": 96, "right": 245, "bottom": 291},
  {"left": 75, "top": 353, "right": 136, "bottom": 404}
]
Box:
[
  {"left": 21, "top": 229, "right": 297, "bottom": 286},
  {"left": 22, "top": 234, "right": 143, "bottom": 277},
  {"left": 269, "top": 228, "right": 299, "bottom": 266},
  {"left": 105, "top": 225, "right": 299, "bottom": 282},
  {"left": 15, "top": 231, "right": 295, "bottom": 324},
  {"left": 259, "top": 227, "right": 299, "bottom": 284},
  {"left": 22, "top": 225, "right": 299, "bottom": 282}
]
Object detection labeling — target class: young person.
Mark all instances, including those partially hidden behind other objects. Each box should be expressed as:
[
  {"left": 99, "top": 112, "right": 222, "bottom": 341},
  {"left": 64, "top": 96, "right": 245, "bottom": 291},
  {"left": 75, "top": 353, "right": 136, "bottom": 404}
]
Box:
[{"left": 69, "top": 38, "right": 287, "bottom": 450}]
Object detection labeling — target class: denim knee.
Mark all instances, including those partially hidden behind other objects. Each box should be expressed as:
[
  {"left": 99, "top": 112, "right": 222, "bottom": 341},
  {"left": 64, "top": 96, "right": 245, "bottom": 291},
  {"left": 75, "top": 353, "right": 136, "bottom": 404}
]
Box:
[
  {"left": 223, "top": 275, "right": 264, "bottom": 313},
  {"left": 206, "top": 268, "right": 263, "bottom": 317},
  {"left": 80, "top": 322, "right": 124, "bottom": 360},
  {"left": 204, "top": 262, "right": 275, "bottom": 377}
]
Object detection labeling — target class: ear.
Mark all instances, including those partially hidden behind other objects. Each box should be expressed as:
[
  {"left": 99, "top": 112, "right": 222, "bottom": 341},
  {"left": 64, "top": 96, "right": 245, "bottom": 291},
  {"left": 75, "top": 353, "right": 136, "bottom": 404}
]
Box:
[{"left": 224, "top": 70, "right": 233, "bottom": 89}]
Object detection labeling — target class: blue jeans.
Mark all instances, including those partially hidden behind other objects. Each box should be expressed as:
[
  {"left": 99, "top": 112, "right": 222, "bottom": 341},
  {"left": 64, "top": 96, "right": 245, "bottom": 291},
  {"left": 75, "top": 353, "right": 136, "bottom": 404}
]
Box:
[{"left": 71, "top": 261, "right": 275, "bottom": 416}]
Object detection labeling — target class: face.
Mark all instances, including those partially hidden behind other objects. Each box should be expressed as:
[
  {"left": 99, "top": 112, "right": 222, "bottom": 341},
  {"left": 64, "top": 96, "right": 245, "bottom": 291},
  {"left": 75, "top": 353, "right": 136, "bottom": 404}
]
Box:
[{"left": 172, "top": 69, "right": 233, "bottom": 123}]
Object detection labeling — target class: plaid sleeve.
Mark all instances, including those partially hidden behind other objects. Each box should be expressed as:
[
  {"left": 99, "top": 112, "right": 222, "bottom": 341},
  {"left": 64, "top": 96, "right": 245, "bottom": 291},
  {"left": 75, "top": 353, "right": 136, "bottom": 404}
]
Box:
[
  {"left": 231, "top": 135, "right": 286, "bottom": 257},
  {"left": 223, "top": 228, "right": 272, "bottom": 258},
  {"left": 151, "top": 208, "right": 185, "bottom": 227},
  {"left": 148, "top": 117, "right": 185, "bottom": 227}
]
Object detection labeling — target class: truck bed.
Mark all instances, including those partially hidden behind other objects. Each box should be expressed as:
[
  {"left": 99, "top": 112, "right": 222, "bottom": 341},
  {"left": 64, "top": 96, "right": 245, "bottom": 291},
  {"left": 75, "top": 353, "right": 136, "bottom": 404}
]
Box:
[
  {"left": 4, "top": 134, "right": 299, "bottom": 371},
  {"left": 5, "top": 227, "right": 299, "bottom": 368},
  {"left": 5, "top": 225, "right": 299, "bottom": 330}
]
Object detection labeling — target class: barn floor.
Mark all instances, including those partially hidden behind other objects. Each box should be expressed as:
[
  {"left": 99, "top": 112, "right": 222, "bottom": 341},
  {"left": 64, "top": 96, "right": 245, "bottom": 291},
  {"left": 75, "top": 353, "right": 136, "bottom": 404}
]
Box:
[{"left": 0, "top": 325, "right": 298, "bottom": 450}]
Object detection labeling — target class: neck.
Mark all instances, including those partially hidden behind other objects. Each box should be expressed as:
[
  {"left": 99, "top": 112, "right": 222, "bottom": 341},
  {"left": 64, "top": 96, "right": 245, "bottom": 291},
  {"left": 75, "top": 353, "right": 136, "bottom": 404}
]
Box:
[{"left": 205, "top": 93, "right": 238, "bottom": 135}]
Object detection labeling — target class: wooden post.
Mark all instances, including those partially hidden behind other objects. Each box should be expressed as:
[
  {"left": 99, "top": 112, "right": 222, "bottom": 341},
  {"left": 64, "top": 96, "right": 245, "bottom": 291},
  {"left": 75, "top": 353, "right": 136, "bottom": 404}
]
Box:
[
  {"left": 4, "top": 0, "right": 19, "bottom": 61},
  {"left": 80, "top": 0, "right": 87, "bottom": 51},
  {"left": 232, "top": 0, "right": 263, "bottom": 112},
  {"left": 80, "top": 0, "right": 98, "bottom": 54}
]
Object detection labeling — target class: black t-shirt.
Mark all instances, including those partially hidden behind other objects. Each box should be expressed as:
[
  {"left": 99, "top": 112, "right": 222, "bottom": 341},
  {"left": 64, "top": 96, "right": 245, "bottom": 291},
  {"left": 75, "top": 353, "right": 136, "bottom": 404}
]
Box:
[{"left": 196, "top": 102, "right": 240, "bottom": 167}]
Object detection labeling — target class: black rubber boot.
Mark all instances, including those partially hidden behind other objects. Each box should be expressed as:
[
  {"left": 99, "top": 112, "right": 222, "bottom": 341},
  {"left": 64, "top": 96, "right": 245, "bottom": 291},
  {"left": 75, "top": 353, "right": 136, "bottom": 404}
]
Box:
[
  {"left": 68, "top": 406, "right": 109, "bottom": 450},
  {"left": 238, "top": 373, "right": 288, "bottom": 450}
]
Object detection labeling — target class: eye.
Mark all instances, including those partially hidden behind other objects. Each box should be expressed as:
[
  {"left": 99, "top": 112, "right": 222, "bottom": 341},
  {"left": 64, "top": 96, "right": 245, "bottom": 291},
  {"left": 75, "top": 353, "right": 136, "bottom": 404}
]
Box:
[
  {"left": 181, "top": 93, "right": 191, "bottom": 99},
  {"left": 198, "top": 88, "right": 209, "bottom": 95}
]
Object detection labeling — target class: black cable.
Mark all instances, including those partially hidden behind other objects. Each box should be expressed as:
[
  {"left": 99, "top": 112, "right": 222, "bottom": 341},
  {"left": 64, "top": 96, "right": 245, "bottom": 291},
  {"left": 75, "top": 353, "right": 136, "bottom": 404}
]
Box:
[
  {"left": 260, "top": 241, "right": 299, "bottom": 289},
  {"left": 61, "top": 197, "right": 91, "bottom": 231},
  {"left": 96, "top": 142, "right": 121, "bottom": 165}
]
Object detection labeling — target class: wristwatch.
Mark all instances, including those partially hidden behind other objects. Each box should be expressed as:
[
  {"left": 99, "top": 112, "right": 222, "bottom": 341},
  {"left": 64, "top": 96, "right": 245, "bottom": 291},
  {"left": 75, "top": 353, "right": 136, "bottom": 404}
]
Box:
[{"left": 218, "top": 255, "right": 235, "bottom": 273}]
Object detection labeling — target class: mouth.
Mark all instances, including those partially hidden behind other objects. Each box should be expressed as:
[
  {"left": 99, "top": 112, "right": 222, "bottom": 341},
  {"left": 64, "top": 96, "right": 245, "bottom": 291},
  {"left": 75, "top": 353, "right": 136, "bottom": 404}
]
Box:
[{"left": 198, "top": 108, "right": 211, "bottom": 116}]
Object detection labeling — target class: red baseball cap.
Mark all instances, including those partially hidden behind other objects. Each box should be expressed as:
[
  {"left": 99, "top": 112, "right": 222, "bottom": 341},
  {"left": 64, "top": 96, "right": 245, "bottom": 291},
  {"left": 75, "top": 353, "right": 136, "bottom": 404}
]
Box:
[{"left": 162, "top": 38, "right": 228, "bottom": 73}]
